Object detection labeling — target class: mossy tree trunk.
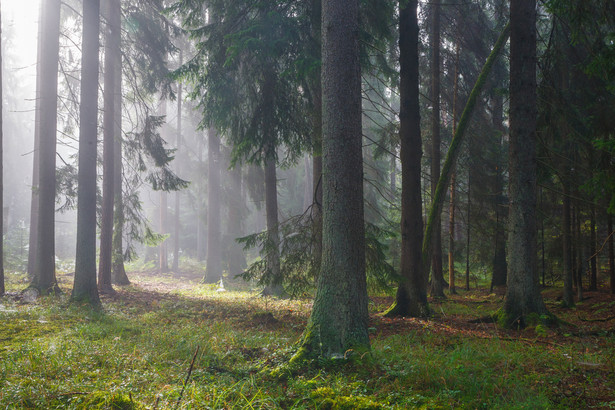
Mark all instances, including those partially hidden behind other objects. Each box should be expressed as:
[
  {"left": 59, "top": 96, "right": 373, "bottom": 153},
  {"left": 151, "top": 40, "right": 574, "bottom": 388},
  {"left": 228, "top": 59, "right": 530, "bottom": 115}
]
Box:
[
  {"left": 501, "top": 0, "right": 550, "bottom": 327},
  {"left": 385, "top": 0, "right": 429, "bottom": 318},
  {"left": 421, "top": 24, "right": 511, "bottom": 298},
  {"left": 295, "top": 0, "right": 369, "bottom": 358},
  {"left": 72, "top": 0, "right": 101, "bottom": 306}
]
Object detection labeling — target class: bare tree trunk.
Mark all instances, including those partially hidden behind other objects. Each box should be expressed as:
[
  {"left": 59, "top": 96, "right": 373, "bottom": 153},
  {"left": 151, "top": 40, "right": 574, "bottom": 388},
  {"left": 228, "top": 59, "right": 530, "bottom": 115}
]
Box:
[
  {"left": 158, "top": 99, "right": 169, "bottom": 273},
  {"left": 262, "top": 156, "right": 283, "bottom": 297},
  {"left": 98, "top": 0, "right": 120, "bottom": 295},
  {"left": 501, "top": 0, "right": 550, "bottom": 327},
  {"left": 227, "top": 164, "right": 246, "bottom": 276},
  {"left": 31, "top": 0, "right": 62, "bottom": 295},
  {"left": 111, "top": 27, "right": 129, "bottom": 285},
  {"left": 448, "top": 39, "right": 460, "bottom": 296},
  {"left": 172, "top": 56, "right": 183, "bottom": 273},
  {"left": 575, "top": 202, "right": 583, "bottom": 301},
  {"left": 609, "top": 213, "right": 614, "bottom": 294},
  {"left": 589, "top": 203, "right": 597, "bottom": 290},
  {"left": 465, "top": 171, "right": 471, "bottom": 291},
  {"left": 429, "top": 0, "right": 445, "bottom": 299},
  {"left": 385, "top": 0, "right": 429, "bottom": 317},
  {"left": 562, "top": 182, "right": 574, "bottom": 307},
  {"left": 196, "top": 137, "right": 204, "bottom": 261},
  {"left": 27, "top": 1, "right": 44, "bottom": 281},
  {"left": 204, "top": 127, "right": 221, "bottom": 283},
  {"left": 302, "top": 155, "right": 312, "bottom": 212},
  {"left": 72, "top": 0, "right": 101, "bottom": 306}
]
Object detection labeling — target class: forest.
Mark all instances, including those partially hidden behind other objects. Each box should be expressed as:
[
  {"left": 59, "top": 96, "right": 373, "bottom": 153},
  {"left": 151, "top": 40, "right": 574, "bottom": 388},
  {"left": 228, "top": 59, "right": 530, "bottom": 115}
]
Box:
[{"left": 0, "top": 0, "right": 614, "bottom": 408}]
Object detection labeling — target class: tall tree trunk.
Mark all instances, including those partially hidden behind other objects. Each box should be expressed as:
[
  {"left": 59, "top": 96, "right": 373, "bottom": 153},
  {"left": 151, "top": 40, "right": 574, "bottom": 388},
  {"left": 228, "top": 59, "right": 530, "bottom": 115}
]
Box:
[
  {"left": 302, "top": 156, "right": 312, "bottom": 212},
  {"left": 589, "top": 203, "right": 597, "bottom": 290},
  {"left": 196, "top": 137, "right": 204, "bottom": 261},
  {"left": 429, "top": 0, "right": 445, "bottom": 299},
  {"left": 309, "top": 0, "right": 322, "bottom": 277},
  {"left": 72, "top": 0, "right": 101, "bottom": 306},
  {"left": 262, "top": 156, "right": 283, "bottom": 297},
  {"left": 609, "top": 213, "right": 614, "bottom": 294},
  {"left": 111, "top": 27, "right": 129, "bottom": 286},
  {"left": 295, "top": 0, "right": 369, "bottom": 358},
  {"left": 501, "top": 0, "right": 550, "bottom": 327},
  {"left": 227, "top": 164, "right": 246, "bottom": 276},
  {"left": 385, "top": 0, "right": 428, "bottom": 317},
  {"left": 98, "top": 0, "right": 120, "bottom": 295},
  {"left": 204, "top": 127, "right": 221, "bottom": 283},
  {"left": 448, "top": 39, "right": 460, "bottom": 296},
  {"left": 562, "top": 182, "right": 574, "bottom": 306},
  {"left": 31, "top": 0, "right": 61, "bottom": 295},
  {"left": 465, "top": 171, "right": 471, "bottom": 291},
  {"left": 574, "top": 201, "right": 583, "bottom": 301},
  {"left": 172, "top": 57, "right": 183, "bottom": 273},
  {"left": 27, "top": 1, "right": 44, "bottom": 281},
  {"left": 158, "top": 99, "right": 169, "bottom": 273}
]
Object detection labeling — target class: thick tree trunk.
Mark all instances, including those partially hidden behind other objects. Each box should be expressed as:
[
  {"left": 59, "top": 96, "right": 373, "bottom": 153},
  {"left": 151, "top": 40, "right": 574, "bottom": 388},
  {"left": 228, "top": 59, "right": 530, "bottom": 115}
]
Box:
[
  {"left": 295, "top": 0, "right": 369, "bottom": 358},
  {"left": 501, "top": 0, "right": 550, "bottom": 327},
  {"left": 98, "top": 0, "right": 120, "bottom": 295},
  {"left": 30, "top": 0, "right": 61, "bottom": 295},
  {"left": 204, "top": 127, "right": 221, "bottom": 283},
  {"left": 262, "top": 157, "right": 283, "bottom": 297},
  {"left": 429, "top": 0, "right": 445, "bottom": 299},
  {"left": 385, "top": 0, "right": 429, "bottom": 318},
  {"left": 72, "top": 0, "right": 101, "bottom": 306}
]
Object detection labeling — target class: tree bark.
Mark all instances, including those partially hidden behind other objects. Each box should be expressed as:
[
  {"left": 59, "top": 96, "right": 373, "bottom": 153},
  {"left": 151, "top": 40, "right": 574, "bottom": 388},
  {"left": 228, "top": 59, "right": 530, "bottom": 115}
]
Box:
[
  {"left": 111, "top": 25, "right": 129, "bottom": 286},
  {"left": 172, "top": 57, "right": 183, "bottom": 273},
  {"left": 158, "top": 99, "right": 169, "bottom": 273},
  {"left": 501, "top": 0, "right": 550, "bottom": 327},
  {"left": 295, "top": 0, "right": 369, "bottom": 358},
  {"left": 72, "top": 0, "right": 101, "bottom": 306},
  {"left": 204, "top": 127, "right": 221, "bottom": 283},
  {"left": 562, "top": 182, "right": 574, "bottom": 306},
  {"left": 227, "top": 163, "right": 246, "bottom": 276},
  {"left": 574, "top": 201, "right": 583, "bottom": 301},
  {"left": 385, "top": 0, "right": 429, "bottom": 318},
  {"left": 589, "top": 203, "right": 597, "bottom": 291},
  {"left": 448, "top": 39, "right": 460, "bottom": 296},
  {"left": 27, "top": 1, "right": 44, "bottom": 282},
  {"left": 30, "top": 0, "right": 61, "bottom": 295},
  {"left": 429, "top": 0, "right": 445, "bottom": 299},
  {"left": 262, "top": 156, "right": 283, "bottom": 296},
  {"left": 609, "top": 213, "right": 614, "bottom": 294},
  {"left": 98, "top": 0, "right": 120, "bottom": 295}
]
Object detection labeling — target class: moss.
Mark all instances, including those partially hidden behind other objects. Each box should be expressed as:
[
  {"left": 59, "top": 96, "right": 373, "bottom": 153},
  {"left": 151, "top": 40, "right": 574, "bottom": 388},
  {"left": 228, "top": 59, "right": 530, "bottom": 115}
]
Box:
[
  {"left": 82, "top": 391, "right": 139, "bottom": 409},
  {"left": 311, "top": 387, "right": 382, "bottom": 409},
  {"left": 493, "top": 308, "right": 559, "bottom": 329}
]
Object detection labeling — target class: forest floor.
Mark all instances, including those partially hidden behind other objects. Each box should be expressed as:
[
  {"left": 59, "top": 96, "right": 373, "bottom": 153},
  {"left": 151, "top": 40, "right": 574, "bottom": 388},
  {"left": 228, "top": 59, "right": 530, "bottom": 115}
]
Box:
[{"left": 1, "top": 268, "right": 614, "bottom": 409}]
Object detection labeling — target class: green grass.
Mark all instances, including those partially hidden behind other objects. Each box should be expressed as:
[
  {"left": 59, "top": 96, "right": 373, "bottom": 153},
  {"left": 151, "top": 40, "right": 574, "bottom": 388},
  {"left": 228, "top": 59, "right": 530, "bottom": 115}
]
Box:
[{"left": 1, "top": 271, "right": 614, "bottom": 409}]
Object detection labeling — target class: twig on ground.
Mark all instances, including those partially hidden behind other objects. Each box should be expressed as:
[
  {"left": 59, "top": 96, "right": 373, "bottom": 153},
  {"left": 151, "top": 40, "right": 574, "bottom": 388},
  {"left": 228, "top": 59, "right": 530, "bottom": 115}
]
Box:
[{"left": 175, "top": 345, "right": 200, "bottom": 409}]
